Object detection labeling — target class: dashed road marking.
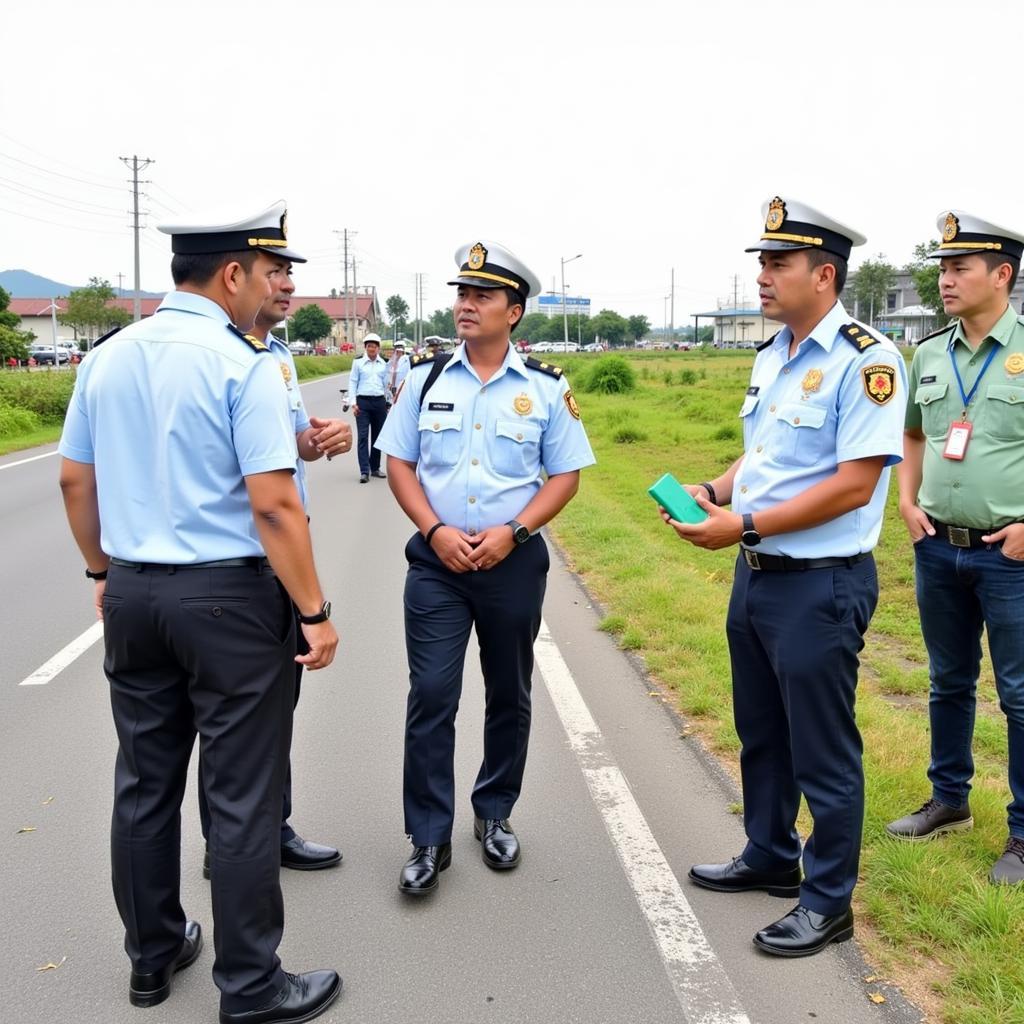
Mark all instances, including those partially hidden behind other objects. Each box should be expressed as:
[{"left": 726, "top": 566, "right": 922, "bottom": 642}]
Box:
[{"left": 19, "top": 621, "right": 104, "bottom": 686}]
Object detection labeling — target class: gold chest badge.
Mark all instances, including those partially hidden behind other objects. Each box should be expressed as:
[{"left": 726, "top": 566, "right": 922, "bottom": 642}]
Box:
[
  {"left": 801, "top": 368, "right": 823, "bottom": 394},
  {"left": 279, "top": 362, "right": 292, "bottom": 385},
  {"left": 468, "top": 243, "right": 487, "bottom": 270},
  {"left": 513, "top": 393, "right": 533, "bottom": 416},
  {"left": 1005, "top": 353, "right": 1024, "bottom": 376}
]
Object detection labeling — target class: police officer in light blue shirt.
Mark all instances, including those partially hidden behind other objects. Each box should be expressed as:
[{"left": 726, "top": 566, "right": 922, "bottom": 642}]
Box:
[
  {"left": 376, "top": 240, "right": 595, "bottom": 895},
  {"left": 349, "top": 332, "right": 390, "bottom": 481},
  {"left": 58, "top": 201, "right": 342, "bottom": 1023},
  {"left": 663, "top": 198, "right": 906, "bottom": 958}
]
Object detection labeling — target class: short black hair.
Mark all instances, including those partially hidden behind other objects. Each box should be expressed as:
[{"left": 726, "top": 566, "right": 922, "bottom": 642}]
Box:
[
  {"left": 804, "top": 249, "right": 848, "bottom": 295},
  {"left": 170, "top": 250, "right": 259, "bottom": 286},
  {"left": 980, "top": 252, "right": 1021, "bottom": 295},
  {"left": 503, "top": 287, "right": 526, "bottom": 332}
]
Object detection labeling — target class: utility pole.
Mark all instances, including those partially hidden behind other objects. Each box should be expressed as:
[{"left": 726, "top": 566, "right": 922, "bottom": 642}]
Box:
[
  {"left": 333, "top": 229, "right": 354, "bottom": 347},
  {"left": 119, "top": 155, "right": 154, "bottom": 322},
  {"left": 733, "top": 273, "right": 740, "bottom": 346},
  {"left": 116, "top": 272, "right": 124, "bottom": 298},
  {"left": 670, "top": 267, "right": 675, "bottom": 342},
  {"left": 352, "top": 257, "right": 358, "bottom": 349}
]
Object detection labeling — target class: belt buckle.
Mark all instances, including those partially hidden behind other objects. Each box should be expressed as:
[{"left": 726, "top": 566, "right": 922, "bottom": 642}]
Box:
[
  {"left": 947, "top": 526, "right": 971, "bottom": 548},
  {"left": 743, "top": 549, "right": 761, "bottom": 570}
]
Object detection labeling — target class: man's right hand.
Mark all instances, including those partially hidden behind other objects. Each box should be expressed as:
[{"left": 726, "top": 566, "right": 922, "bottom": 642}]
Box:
[
  {"left": 352, "top": 404, "right": 360, "bottom": 416},
  {"left": 297, "top": 620, "right": 339, "bottom": 670},
  {"left": 900, "top": 503, "right": 935, "bottom": 543},
  {"left": 430, "top": 525, "right": 479, "bottom": 573}
]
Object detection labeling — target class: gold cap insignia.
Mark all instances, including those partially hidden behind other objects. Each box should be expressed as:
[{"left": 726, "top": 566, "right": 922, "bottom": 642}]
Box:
[
  {"left": 942, "top": 212, "right": 959, "bottom": 243},
  {"left": 468, "top": 243, "right": 487, "bottom": 271},
  {"left": 765, "top": 197, "right": 786, "bottom": 233},
  {"left": 801, "top": 368, "right": 823, "bottom": 394},
  {"left": 564, "top": 389, "right": 581, "bottom": 421},
  {"left": 513, "top": 392, "right": 533, "bottom": 416},
  {"left": 1005, "top": 353, "right": 1024, "bottom": 376},
  {"left": 862, "top": 364, "right": 896, "bottom": 405},
  {"left": 279, "top": 362, "right": 292, "bottom": 384},
  {"left": 280, "top": 211, "right": 288, "bottom": 239}
]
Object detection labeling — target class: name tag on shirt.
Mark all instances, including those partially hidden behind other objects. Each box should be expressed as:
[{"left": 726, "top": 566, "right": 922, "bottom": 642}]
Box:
[
  {"left": 746, "top": 386, "right": 760, "bottom": 396},
  {"left": 427, "top": 402, "right": 454, "bottom": 411},
  {"left": 943, "top": 420, "right": 972, "bottom": 460},
  {"left": 920, "top": 375, "right": 937, "bottom": 384}
]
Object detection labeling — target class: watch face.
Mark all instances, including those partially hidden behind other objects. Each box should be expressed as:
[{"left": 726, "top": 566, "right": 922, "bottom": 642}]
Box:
[
  {"left": 514, "top": 526, "right": 530, "bottom": 544},
  {"left": 322, "top": 601, "right": 332, "bottom": 620}
]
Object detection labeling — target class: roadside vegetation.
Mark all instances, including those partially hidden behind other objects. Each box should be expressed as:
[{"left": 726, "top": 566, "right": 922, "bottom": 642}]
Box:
[{"left": 549, "top": 349, "right": 1023, "bottom": 1024}]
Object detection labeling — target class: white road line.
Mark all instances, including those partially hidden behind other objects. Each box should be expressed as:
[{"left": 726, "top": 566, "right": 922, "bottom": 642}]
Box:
[
  {"left": 0, "top": 450, "right": 58, "bottom": 470},
  {"left": 19, "top": 621, "right": 104, "bottom": 686},
  {"left": 535, "top": 620, "right": 751, "bottom": 1024}
]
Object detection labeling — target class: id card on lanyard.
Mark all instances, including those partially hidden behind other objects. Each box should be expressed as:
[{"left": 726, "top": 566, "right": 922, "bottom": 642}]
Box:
[{"left": 944, "top": 340, "right": 999, "bottom": 460}]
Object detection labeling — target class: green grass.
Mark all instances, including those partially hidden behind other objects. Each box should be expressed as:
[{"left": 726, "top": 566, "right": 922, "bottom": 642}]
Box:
[{"left": 549, "top": 350, "right": 1023, "bottom": 1023}]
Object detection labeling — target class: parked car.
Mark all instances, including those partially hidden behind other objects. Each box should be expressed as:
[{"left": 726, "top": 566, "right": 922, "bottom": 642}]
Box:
[
  {"left": 288, "top": 341, "right": 313, "bottom": 355},
  {"left": 514, "top": 341, "right": 532, "bottom": 354},
  {"left": 29, "top": 344, "right": 70, "bottom": 365},
  {"left": 583, "top": 342, "right": 603, "bottom": 353}
]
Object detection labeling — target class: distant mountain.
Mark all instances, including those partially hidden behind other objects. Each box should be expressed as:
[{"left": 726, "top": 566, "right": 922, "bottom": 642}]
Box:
[{"left": 0, "top": 269, "right": 163, "bottom": 298}]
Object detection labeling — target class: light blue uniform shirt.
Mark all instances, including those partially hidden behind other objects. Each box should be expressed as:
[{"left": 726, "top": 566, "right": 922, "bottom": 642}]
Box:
[
  {"left": 349, "top": 352, "right": 390, "bottom": 398},
  {"left": 268, "top": 334, "right": 311, "bottom": 510},
  {"left": 59, "top": 291, "right": 297, "bottom": 562},
  {"left": 732, "top": 301, "right": 907, "bottom": 557},
  {"left": 375, "top": 343, "right": 595, "bottom": 534},
  {"left": 387, "top": 353, "right": 410, "bottom": 400}
]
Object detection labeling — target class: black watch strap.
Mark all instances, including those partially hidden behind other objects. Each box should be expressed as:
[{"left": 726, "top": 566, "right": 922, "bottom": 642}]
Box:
[
  {"left": 699, "top": 481, "right": 718, "bottom": 507},
  {"left": 298, "top": 600, "right": 331, "bottom": 625},
  {"left": 85, "top": 567, "right": 108, "bottom": 581},
  {"left": 424, "top": 522, "right": 445, "bottom": 545}
]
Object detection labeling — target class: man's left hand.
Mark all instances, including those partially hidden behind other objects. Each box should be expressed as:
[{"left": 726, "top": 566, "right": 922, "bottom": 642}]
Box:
[
  {"left": 309, "top": 417, "right": 352, "bottom": 459},
  {"left": 467, "top": 526, "right": 517, "bottom": 570},
  {"left": 983, "top": 521, "right": 1024, "bottom": 560},
  {"left": 661, "top": 492, "right": 743, "bottom": 550}
]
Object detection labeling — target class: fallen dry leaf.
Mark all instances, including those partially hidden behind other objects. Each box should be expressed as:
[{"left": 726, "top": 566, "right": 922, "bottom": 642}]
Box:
[
  {"left": 868, "top": 993, "right": 886, "bottom": 1005},
  {"left": 16, "top": 827, "right": 37, "bottom": 834},
  {"left": 37, "top": 957, "right": 66, "bottom": 972},
  {"left": 42, "top": 796, "right": 55, "bottom": 806},
  {"left": 863, "top": 975, "right": 878, "bottom": 983}
]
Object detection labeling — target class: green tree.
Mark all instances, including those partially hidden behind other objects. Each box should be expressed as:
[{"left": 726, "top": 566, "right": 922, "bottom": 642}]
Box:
[
  {"left": 428, "top": 307, "right": 456, "bottom": 339},
  {"left": 907, "top": 240, "right": 951, "bottom": 327},
  {"left": 58, "top": 277, "right": 131, "bottom": 343},
  {"left": 627, "top": 314, "right": 651, "bottom": 342},
  {"left": 515, "top": 312, "right": 550, "bottom": 340},
  {"left": 851, "top": 256, "right": 897, "bottom": 326},
  {"left": 0, "top": 285, "right": 21, "bottom": 331},
  {"left": 0, "top": 287, "right": 35, "bottom": 362},
  {"left": 589, "top": 309, "right": 629, "bottom": 348},
  {"left": 289, "top": 303, "right": 333, "bottom": 346},
  {"left": 386, "top": 294, "right": 410, "bottom": 338}
]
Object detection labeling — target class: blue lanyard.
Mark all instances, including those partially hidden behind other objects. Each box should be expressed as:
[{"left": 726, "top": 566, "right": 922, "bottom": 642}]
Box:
[{"left": 948, "top": 340, "right": 999, "bottom": 415}]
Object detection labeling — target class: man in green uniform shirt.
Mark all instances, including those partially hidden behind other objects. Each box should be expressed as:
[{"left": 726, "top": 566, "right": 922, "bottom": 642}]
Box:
[{"left": 886, "top": 210, "right": 1024, "bottom": 885}]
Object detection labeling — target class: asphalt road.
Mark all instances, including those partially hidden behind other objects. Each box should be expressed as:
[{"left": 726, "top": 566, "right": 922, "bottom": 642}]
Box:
[{"left": 0, "top": 372, "right": 922, "bottom": 1024}]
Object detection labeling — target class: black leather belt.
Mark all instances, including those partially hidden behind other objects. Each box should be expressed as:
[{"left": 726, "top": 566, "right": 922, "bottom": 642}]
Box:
[
  {"left": 928, "top": 518, "right": 996, "bottom": 549},
  {"left": 110, "top": 557, "right": 271, "bottom": 572},
  {"left": 742, "top": 549, "right": 870, "bottom": 572}
]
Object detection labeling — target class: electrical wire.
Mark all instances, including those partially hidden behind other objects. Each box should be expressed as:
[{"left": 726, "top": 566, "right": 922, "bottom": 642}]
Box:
[{"left": 0, "top": 151, "right": 126, "bottom": 192}]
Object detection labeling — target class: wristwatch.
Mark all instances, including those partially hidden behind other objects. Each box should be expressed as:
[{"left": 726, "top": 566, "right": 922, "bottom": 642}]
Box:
[
  {"left": 297, "top": 600, "right": 331, "bottom": 625},
  {"left": 85, "top": 567, "right": 108, "bottom": 581},
  {"left": 507, "top": 520, "right": 531, "bottom": 545},
  {"left": 740, "top": 513, "right": 762, "bottom": 547}
]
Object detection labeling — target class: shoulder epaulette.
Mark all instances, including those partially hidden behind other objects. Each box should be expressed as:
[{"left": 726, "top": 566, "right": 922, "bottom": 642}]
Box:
[
  {"left": 409, "top": 352, "right": 438, "bottom": 368},
  {"left": 755, "top": 332, "right": 777, "bottom": 352},
  {"left": 839, "top": 322, "right": 880, "bottom": 352},
  {"left": 226, "top": 323, "right": 269, "bottom": 352},
  {"left": 93, "top": 325, "right": 123, "bottom": 348},
  {"left": 525, "top": 356, "right": 564, "bottom": 379},
  {"left": 917, "top": 321, "right": 957, "bottom": 344}
]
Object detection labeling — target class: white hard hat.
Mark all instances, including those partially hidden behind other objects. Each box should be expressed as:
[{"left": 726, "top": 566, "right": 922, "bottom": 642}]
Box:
[{"left": 363, "top": 333, "right": 382, "bottom": 344}]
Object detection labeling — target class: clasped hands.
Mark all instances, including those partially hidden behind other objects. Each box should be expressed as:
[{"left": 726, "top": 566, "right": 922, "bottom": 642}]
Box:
[{"left": 429, "top": 525, "right": 517, "bottom": 573}]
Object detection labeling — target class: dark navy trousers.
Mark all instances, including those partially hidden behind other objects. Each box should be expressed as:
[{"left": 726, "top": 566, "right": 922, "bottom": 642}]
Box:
[
  {"left": 355, "top": 395, "right": 388, "bottom": 475},
  {"left": 402, "top": 531, "right": 549, "bottom": 845},
  {"left": 726, "top": 553, "right": 878, "bottom": 916},
  {"left": 103, "top": 563, "right": 294, "bottom": 1013}
]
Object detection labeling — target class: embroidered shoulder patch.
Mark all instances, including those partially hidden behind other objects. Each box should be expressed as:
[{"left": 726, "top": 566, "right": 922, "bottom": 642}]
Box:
[
  {"left": 839, "top": 323, "right": 879, "bottom": 351},
  {"left": 227, "top": 323, "right": 268, "bottom": 352},
  {"left": 525, "top": 356, "right": 564, "bottom": 379},
  {"left": 564, "top": 388, "right": 581, "bottom": 420},
  {"left": 410, "top": 352, "right": 438, "bottom": 367},
  {"left": 863, "top": 364, "right": 897, "bottom": 405}
]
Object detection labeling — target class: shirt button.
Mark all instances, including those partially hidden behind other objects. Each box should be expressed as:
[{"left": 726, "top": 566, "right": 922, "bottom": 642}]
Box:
[
  {"left": 756, "top": 445, "right": 763, "bottom": 453},
  {"left": 433, "top": 423, "right": 440, "bottom": 431},
  {"left": 793, "top": 417, "right": 801, "bottom": 424},
  {"left": 481, "top": 387, "right": 486, "bottom": 393},
  {"left": 475, "top": 423, "right": 482, "bottom": 430},
  {"left": 769, "top": 404, "right": 777, "bottom": 413},
  {"left": 740, "top": 486, "right": 748, "bottom": 494},
  {"left": 783, "top": 367, "right": 791, "bottom": 374},
  {"left": 471, "top": 458, "right": 479, "bottom": 466},
  {"left": 469, "top": 496, "right": 477, "bottom": 504},
  {"left": 953, "top": 482, "right": 960, "bottom": 489},
  {"left": 468, "top": 528, "right": 477, "bottom": 536},
  {"left": 516, "top": 433, "right": 523, "bottom": 440}
]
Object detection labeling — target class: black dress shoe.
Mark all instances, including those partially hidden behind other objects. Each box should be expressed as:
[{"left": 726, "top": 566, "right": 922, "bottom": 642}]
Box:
[
  {"left": 281, "top": 835, "right": 343, "bottom": 871},
  {"left": 753, "top": 904, "right": 854, "bottom": 957},
  {"left": 398, "top": 843, "right": 452, "bottom": 895},
  {"left": 359, "top": 474, "right": 369, "bottom": 483},
  {"left": 474, "top": 817, "right": 521, "bottom": 870},
  {"left": 219, "top": 969, "right": 342, "bottom": 1024},
  {"left": 370, "top": 469, "right": 386, "bottom": 478},
  {"left": 128, "top": 920, "right": 203, "bottom": 1007},
  {"left": 689, "top": 855, "right": 801, "bottom": 897}
]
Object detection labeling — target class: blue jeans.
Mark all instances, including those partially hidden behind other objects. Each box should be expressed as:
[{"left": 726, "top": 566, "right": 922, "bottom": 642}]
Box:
[{"left": 914, "top": 534, "right": 1024, "bottom": 837}]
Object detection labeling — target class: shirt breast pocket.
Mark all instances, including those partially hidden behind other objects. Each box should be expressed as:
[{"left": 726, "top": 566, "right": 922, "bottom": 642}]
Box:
[
  {"left": 915, "top": 382, "right": 949, "bottom": 437},
  {"left": 493, "top": 420, "right": 542, "bottom": 478},
  {"left": 418, "top": 411, "right": 463, "bottom": 467},
  {"left": 770, "top": 402, "right": 829, "bottom": 466},
  {"left": 985, "top": 384, "right": 1024, "bottom": 441}
]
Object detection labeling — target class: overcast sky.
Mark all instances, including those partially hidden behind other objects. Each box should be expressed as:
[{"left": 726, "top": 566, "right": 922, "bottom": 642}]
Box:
[{"left": 3, "top": 0, "right": 1022, "bottom": 326}]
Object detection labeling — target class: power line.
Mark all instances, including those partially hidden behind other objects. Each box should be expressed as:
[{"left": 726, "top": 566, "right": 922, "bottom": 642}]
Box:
[
  {"left": 0, "top": 130, "right": 125, "bottom": 185},
  {"left": 0, "top": 178, "right": 126, "bottom": 219},
  {"left": 0, "top": 151, "right": 125, "bottom": 192},
  {"left": 0, "top": 202, "right": 127, "bottom": 235}
]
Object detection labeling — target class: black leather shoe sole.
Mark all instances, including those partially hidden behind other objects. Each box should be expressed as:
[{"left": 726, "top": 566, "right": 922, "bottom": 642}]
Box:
[
  {"left": 129, "top": 926, "right": 203, "bottom": 1007},
  {"left": 473, "top": 821, "right": 521, "bottom": 870},
  {"left": 398, "top": 847, "right": 452, "bottom": 896},
  {"left": 281, "top": 851, "right": 343, "bottom": 871},
  {"left": 753, "top": 923, "right": 854, "bottom": 958},
  {"left": 688, "top": 868, "right": 800, "bottom": 898}
]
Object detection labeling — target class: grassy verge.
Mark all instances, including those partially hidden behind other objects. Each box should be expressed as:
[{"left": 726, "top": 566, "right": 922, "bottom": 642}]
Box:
[
  {"left": 548, "top": 350, "right": 1023, "bottom": 1024},
  {"left": 0, "top": 357, "right": 350, "bottom": 456}
]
